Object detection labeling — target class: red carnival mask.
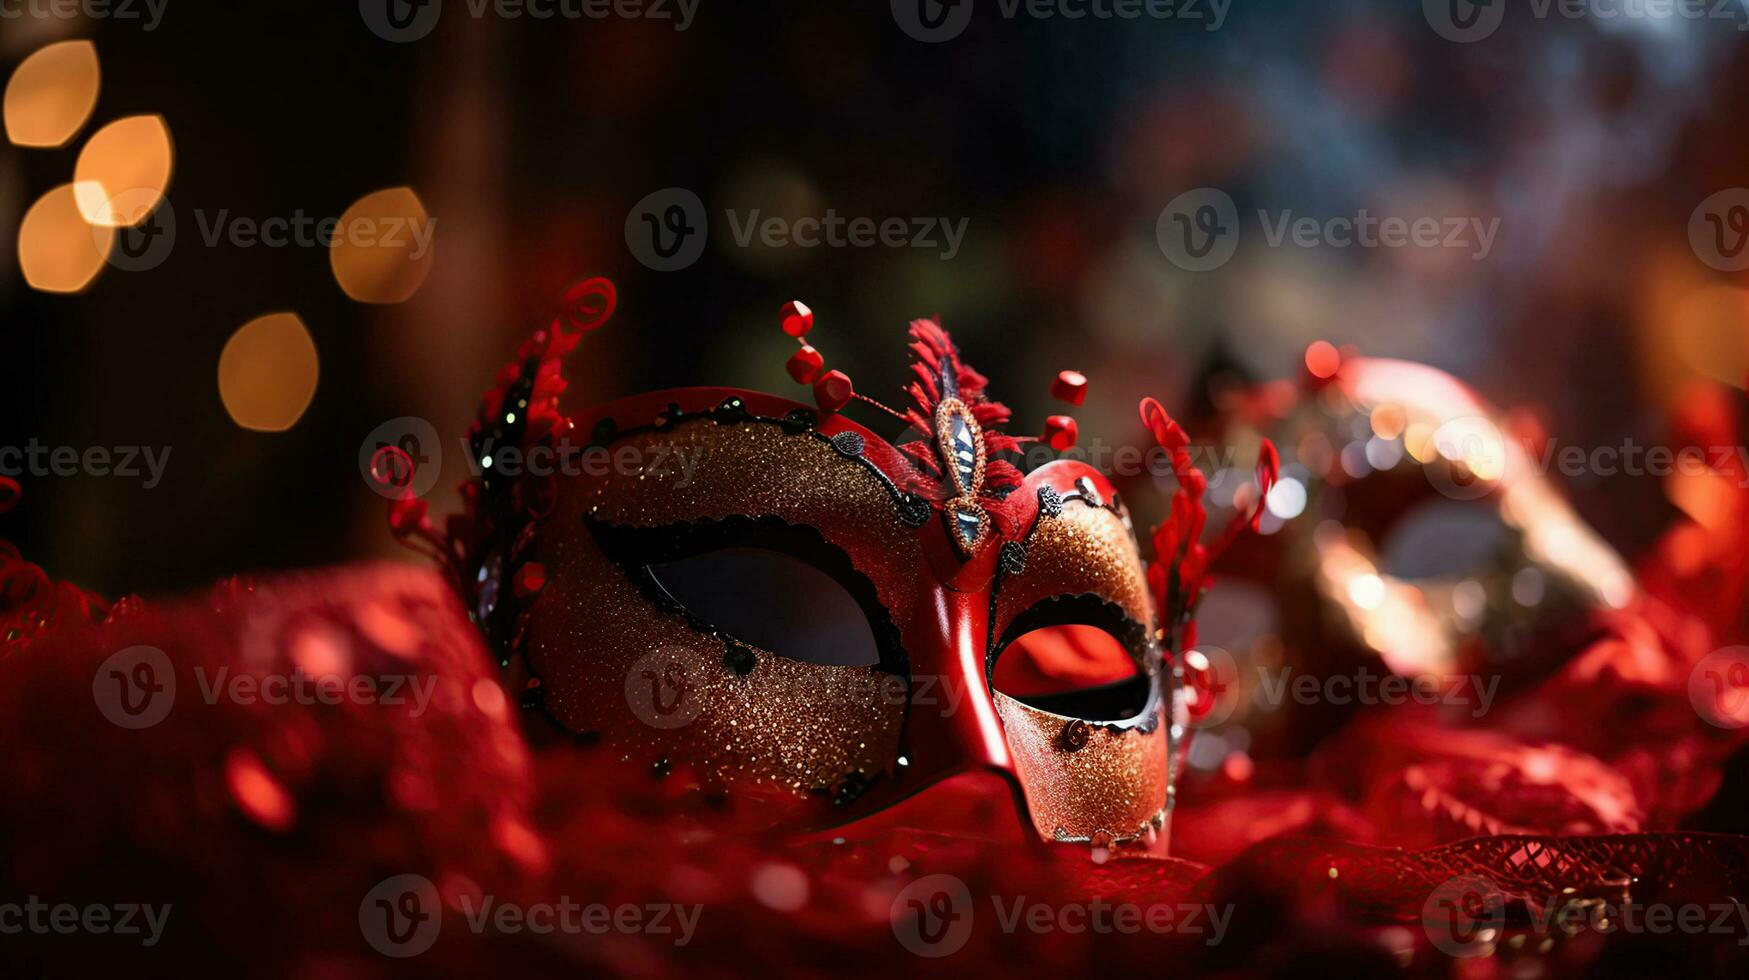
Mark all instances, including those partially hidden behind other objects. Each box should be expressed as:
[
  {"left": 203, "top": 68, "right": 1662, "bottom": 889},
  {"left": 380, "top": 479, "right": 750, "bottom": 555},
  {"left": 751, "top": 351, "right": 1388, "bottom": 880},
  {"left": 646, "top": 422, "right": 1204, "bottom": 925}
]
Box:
[{"left": 381, "top": 280, "right": 1275, "bottom": 855}]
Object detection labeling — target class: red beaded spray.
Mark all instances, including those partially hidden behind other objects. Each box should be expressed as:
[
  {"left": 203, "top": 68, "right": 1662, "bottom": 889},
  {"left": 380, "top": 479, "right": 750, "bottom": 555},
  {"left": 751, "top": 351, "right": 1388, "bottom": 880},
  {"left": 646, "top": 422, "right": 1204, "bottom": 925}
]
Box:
[
  {"left": 773, "top": 300, "right": 1098, "bottom": 555},
  {"left": 774, "top": 301, "right": 1089, "bottom": 461}
]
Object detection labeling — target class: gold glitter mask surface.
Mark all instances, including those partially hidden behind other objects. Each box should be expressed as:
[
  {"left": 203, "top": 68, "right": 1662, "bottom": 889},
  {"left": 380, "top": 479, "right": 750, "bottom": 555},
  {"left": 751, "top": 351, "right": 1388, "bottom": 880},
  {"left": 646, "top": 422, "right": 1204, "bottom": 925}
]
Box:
[
  {"left": 993, "top": 694, "right": 1169, "bottom": 846},
  {"left": 524, "top": 398, "right": 922, "bottom": 810},
  {"left": 991, "top": 484, "right": 1152, "bottom": 646},
  {"left": 510, "top": 389, "right": 1172, "bottom": 849},
  {"left": 988, "top": 465, "right": 1169, "bottom": 847}
]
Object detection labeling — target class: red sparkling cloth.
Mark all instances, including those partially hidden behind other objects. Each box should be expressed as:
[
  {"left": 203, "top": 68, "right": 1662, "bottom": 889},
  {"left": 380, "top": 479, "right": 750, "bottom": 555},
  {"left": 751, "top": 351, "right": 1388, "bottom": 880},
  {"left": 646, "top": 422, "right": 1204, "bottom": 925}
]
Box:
[{"left": 4, "top": 514, "right": 1749, "bottom": 975}]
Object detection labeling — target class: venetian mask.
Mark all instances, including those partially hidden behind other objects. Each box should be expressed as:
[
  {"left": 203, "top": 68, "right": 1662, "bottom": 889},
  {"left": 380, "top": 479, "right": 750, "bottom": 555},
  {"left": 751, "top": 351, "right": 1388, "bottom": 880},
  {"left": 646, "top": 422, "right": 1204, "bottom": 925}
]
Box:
[
  {"left": 1206, "top": 346, "right": 1635, "bottom": 696},
  {"left": 381, "top": 280, "right": 1273, "bottom": 855}
]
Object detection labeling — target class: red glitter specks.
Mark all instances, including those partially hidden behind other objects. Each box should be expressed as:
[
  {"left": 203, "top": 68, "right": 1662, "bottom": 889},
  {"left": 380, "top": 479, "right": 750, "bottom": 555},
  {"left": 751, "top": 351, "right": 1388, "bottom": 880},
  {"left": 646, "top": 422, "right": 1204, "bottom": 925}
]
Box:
[
  {"left": 493, "top": 817, "right": 549, "bottom": 874},
  {"left": 289, "top": 622, "right": 350, "bottom": 679},
  {"left": 0, "top": 477, "right": 19, "bottom": 515},
  {"left": 749, "top": 862, "right": 809, "bottom": 912},
  {"left": 513, "top": 562, "right": 546, "bottom": 600},
  {"left": 226, "top": 749, "right": 296, "bottom": 832},
  {"left": 471, "top": 676, "right": 509, "bottom": 722},
  {"left": 356, "top": 599, "right": 419, "bottom": 659},
  {"left": 391, "top": 766, "right": 439, "bottom": 813}
]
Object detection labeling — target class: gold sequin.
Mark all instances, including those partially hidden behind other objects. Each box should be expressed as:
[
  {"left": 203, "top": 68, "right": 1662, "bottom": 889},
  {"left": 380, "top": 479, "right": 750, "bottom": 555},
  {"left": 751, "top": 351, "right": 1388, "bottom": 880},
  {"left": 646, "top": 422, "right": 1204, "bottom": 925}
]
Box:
[
  {"left": 993, "top": 499, "right": 1153, "bottom": 655},
  {"left": 994, "top": 691, "right": 1168, "bottom": 844}
]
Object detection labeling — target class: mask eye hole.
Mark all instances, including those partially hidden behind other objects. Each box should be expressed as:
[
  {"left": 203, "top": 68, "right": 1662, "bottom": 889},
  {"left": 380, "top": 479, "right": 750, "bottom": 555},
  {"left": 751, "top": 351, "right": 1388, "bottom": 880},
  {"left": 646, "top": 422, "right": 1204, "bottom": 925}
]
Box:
[
  {"left": 647, "top": 547, "right": 881, "bottom": 667},
  {"left": 993, "top": 599, "right": 1152, "bottom": 723},
  {"left": 588, "top": 516, "right": 900, "bottom": 671},
  {"left": 1376, "top": 498, "right": 1510, "bottom": 581}
]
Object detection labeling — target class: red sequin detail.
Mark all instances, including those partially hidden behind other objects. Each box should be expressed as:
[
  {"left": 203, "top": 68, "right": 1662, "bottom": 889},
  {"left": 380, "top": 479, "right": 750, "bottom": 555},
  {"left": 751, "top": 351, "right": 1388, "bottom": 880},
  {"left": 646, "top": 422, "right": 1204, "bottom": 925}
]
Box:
[{"left": 513, "top": 562, "right": 546, "bottom": 599}]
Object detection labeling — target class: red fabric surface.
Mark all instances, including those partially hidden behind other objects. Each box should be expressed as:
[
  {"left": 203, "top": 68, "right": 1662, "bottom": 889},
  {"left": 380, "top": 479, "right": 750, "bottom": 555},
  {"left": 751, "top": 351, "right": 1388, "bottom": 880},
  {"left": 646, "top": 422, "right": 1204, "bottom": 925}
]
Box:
[{"left": 5, "top": 514, "right": 1749, "bottom": 976}]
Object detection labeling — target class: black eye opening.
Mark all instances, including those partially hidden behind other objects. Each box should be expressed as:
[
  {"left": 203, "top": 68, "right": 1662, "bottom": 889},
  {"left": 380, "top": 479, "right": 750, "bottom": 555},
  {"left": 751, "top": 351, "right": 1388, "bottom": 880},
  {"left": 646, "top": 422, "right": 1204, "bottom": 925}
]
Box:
[
  {"left": 586, "top": 514, "right": 907, "bottom": 674},
  {"left": 991, "top": 594, "right": 1155, "bottom": 723}
]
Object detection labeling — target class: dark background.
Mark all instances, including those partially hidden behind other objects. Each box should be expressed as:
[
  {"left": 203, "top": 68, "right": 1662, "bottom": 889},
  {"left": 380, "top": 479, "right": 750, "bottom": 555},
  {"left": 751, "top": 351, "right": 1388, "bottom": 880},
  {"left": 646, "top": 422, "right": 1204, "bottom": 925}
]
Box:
[{"left": 3, "top": 0, "right": 1746, "bottom": 596}]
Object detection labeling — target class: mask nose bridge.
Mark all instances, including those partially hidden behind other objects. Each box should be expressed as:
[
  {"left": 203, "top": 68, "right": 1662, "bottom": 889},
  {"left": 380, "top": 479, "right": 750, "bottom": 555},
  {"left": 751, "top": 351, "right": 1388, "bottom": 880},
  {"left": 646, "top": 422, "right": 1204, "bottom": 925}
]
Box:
[
  {"left": 814, "top": 543, "right": 1031, "bottom": 827},
  {"left": 895, "top": 583, "right": 1014, "bottom": 784}
]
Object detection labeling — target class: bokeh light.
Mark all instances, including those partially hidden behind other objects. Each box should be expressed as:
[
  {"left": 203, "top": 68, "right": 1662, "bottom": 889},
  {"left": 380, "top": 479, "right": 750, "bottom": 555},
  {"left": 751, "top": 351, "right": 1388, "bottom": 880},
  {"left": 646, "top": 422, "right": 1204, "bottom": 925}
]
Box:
[
  {"left": 72, "top": 114, "right": 174, "bottom": 227},
  {"left": 17, "top": 182, "right": 112, "bottom": 293},
  {"left": 1668, "top": 284, "right": 1749, "bottom": 389},
  {"left": 3, "top": 40, "right": 100, "bottom": 149},
  {"left": 329, "top": 186, "right": 435, "bottom": 304},
  {"left": 218, "top": 313, "right": 320, "bottom": 432},
  {"left": 1369, "top": 403, "right": 1406, "bottom": 440},
  {"left": 1265, "top": 477, "right": 1308, "bottom": 520},
  {"left": 716, "top": 161, "right": 823, "bottom": 276},
  {"left": 1304, "top": 341, "right": 1341, "bottom": 380}
]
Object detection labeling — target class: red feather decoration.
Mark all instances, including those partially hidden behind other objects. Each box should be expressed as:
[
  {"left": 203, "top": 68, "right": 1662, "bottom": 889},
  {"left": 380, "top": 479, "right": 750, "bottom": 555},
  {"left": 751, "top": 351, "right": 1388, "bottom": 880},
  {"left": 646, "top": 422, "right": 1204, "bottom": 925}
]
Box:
[
  {"left": 1140, "top": 397, "right": 1279, "bottom": 649},
  {"left": 896, "top": 318, "right": 1023, "bottom": 498}
]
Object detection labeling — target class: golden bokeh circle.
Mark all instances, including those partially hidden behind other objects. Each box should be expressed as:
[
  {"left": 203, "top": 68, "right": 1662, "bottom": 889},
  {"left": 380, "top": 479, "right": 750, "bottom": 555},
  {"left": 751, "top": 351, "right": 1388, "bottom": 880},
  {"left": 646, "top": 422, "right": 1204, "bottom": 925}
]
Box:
[
  {"left": 218, "top": 313, "right": 320, "bottom": 432},
  {"left": 73, "top": 114, "right": 174, "bottom": 227},
  {"left": 329, "top": 186, "right": 435, "bottom": 304},
  {"left": 3, "top": 40, "right": 100, "bottom": 149},
  {"left": 18, "top": 182, "right": 112, "bottom": 293}
]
